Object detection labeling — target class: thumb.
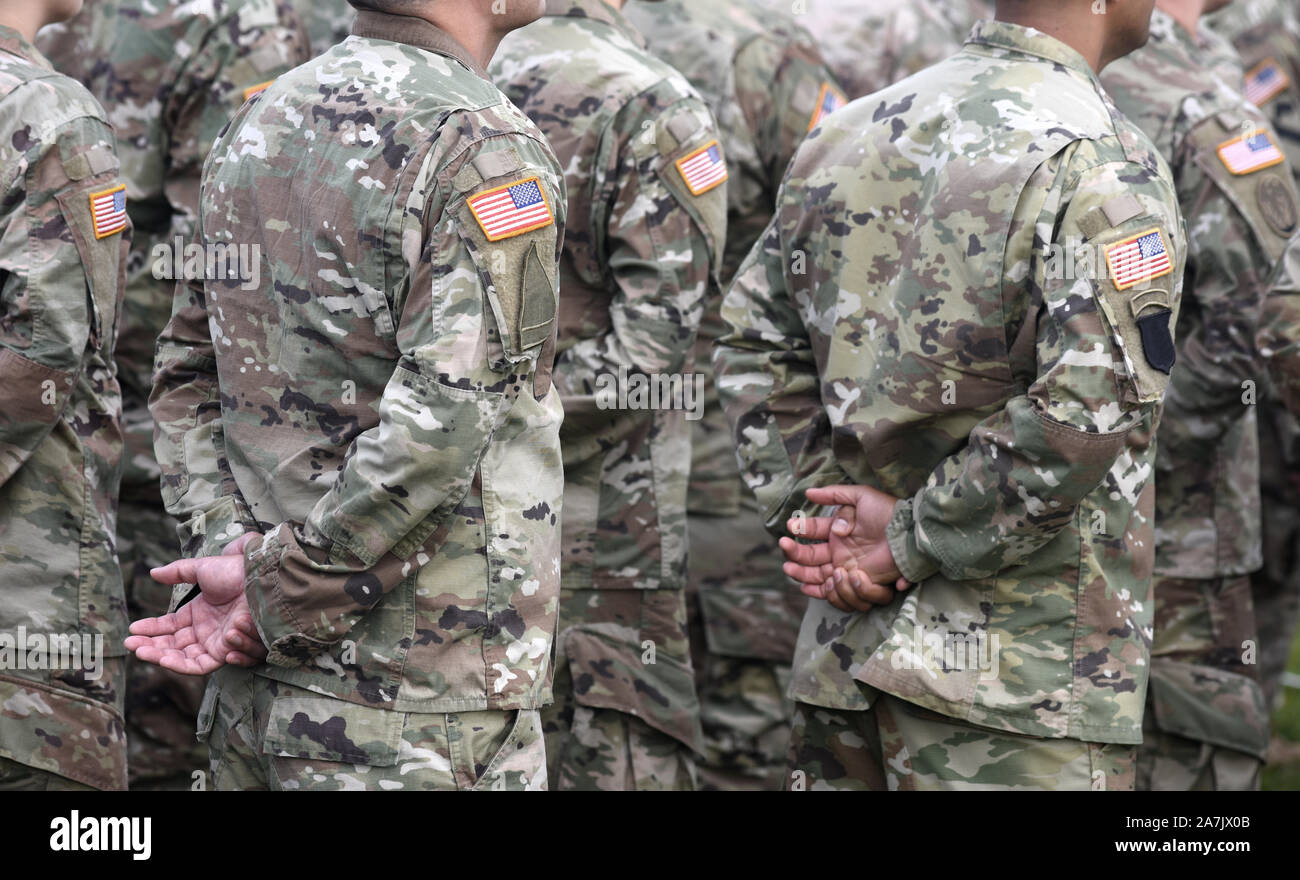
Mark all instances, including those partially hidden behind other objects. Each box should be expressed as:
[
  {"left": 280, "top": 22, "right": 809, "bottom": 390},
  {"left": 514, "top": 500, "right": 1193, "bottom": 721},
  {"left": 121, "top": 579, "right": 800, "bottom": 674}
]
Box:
[{"left": 151, "top": 557, "right": 202, "bottom": 586}]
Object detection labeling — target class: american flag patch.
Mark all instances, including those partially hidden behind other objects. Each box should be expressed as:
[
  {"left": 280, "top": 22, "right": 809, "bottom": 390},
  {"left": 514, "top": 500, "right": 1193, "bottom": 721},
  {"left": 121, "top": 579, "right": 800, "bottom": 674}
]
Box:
[
  {"left": 1217, "top": 129, "right": 1285, "bottom": 175},
  {"left": 807, "top": 82, "right": 848, "bottom": 132},
  {"left": 675, "top": 140, "right": 728, "bottom": 196},
  {"left": 89, "top": 184, "right": 127, "bottom": 239},
  {"left": 243, "top": 80, "right": 274, "bottom": 102},
  {"left": 467, "top": 177, "right": 554, "bottom": 242},
  {"left": 1105, "top": 228, "right": 1173, "bottom": 291},
  {"left": 1245, "top": 58, "right": 1290, "bottom": 106}
]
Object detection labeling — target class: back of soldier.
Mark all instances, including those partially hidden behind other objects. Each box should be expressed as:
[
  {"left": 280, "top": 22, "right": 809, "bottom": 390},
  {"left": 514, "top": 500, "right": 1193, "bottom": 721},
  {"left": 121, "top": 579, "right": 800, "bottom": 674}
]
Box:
[
  {"left": 37, "top": 0, "right": 314, "bottom": 790},
  {"left": 142, "top": 3, "right": 568, "bottom": 791},
  {"left": 0, "top": 4, "right": 129, "bottom": 791}
]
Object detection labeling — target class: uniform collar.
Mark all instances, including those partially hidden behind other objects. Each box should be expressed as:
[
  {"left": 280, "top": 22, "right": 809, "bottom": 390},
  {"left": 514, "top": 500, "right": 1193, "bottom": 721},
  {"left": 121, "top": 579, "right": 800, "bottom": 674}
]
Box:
[
  {"left": 543, "top": 0, "right": 648, "bottom": 49},
  {"left": 965, "top": 19, "right": 1097, "bottom": 81},
  {"left": 350, "top": 10, "right": 489, "bottom": 80},
  {"left": 1145, "top": 7, "right": 1202, "bottom": 57},
  {"left": 0, "top": 24, "right": 52, "bottom": 70}
]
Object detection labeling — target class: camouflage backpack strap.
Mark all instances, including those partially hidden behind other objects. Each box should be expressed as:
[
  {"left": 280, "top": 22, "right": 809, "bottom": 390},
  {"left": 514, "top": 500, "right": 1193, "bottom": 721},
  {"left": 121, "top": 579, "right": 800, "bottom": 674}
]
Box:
[{"left": 1188, "top": 111, "right": 1299, "bottom": 264}]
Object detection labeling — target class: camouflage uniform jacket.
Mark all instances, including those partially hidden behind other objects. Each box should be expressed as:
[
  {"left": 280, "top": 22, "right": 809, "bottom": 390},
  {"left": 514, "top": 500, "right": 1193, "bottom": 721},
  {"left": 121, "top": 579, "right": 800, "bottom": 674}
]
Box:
[
  {"left": 713, "top": 22, "right": 1186, "bottom": 744},
  {"left": 37, "top": 1, "right": 311, "bottom": 527},
  {"left": 0, "top": 26, "right": 129, "bottom": 788},
  {"left": 1103, "top": 9, "right": 1300, "bottom": 578},
  {"left": 1207, "top": 0, "right": 1300, "bottom": 179},
  {"left": 150, "top": 10, "right": 568, "bottom": 713},
  {"left": 755, "top": 0, "right": 992, "bottom": 100},
  {"left": 489, "top": 0, "right": 726, "bottom": 748}
]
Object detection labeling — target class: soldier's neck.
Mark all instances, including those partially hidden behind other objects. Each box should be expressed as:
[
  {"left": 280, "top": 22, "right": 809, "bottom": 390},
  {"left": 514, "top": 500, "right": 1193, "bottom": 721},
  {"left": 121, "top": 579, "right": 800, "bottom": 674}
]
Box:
[
  {"left": 0, "top": 6, "right": 45, "bottom": 43},
  {"left": 1156, "top": 0, "right": 1207, "bottom": 38},
  {"left": 602, "top": 0, "right": 626, "bottom": 9}
]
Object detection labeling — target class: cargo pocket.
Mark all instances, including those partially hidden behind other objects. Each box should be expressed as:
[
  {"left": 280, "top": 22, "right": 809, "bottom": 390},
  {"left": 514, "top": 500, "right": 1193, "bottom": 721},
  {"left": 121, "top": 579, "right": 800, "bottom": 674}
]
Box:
[
  {"left": 1146, "top": 659, "right": 1269, "bottom": 761},
  {"left": 471, "top": 709, "right": 546, "bottom": 791},
  {"left": 261, "top": 693, "right": 403, "bottom": 767}
]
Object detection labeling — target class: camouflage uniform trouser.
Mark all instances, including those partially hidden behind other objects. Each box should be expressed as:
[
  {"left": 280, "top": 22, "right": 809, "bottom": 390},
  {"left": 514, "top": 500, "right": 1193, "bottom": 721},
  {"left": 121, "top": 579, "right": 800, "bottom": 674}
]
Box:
[
  {"left": 118, "top": 492, "right": 208, "bottom": 790},
  {"left": 1136, "top": 574, "right": 1268, "bottom": 791},
  {"left": 687, "top": 511, "right": 804, "bottom": 791},
  {"left": 0, "top": 756, "right": 97, "bottom": 791},
  {"left": 786, "top": 697, "right": 1137, "bottom": 791},
  {"left": 200, "top": 667, "right": 546, "bottom": 790},
  {"left": 543, "top": 633, "right": 697, "bottom": 790},
  {"left": 1254, "top": 401, "right": 1300, "bottom": 710}
]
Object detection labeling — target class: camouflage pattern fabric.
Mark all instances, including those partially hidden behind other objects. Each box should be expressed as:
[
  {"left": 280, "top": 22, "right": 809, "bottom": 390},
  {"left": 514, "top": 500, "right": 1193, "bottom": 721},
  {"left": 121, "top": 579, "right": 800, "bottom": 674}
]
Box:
[
  {"left": 786, "top": 698, "right": 1137, "bottom": 791},
  {"left": 38, "top": 0, "right": 314, "bottom": 788},
  {"left": 625, "top": 0, "right": 844, "bottom": 790},
  {"left": 713, "top": 21, "right": 1187, "bottom": 769},
  {"left": 753, "top": 0, "right": 993, "bottom": 100},
  {"left": 149, "top": 10, "right": 568, "bottom": 790},
  {"left": 288, "top": 0, "right": 354, "bottom": 56},
  {"left": 1208, "top": 0, "right": 1300, "bottom": 715},
  {"left": 490, "top": 0, "right": 729, "bottom": 789},
  {"left": 0, "top": 757, "right": 99, "bottom": 792},
  {"left": 0, "top": 25, "right": 129, "bottom": 791},
  {"left": 200, "top": 668, "right": 545, "bottom": 790},
  {"left": 543, "top": 646, "right": 695, "bottom": 790},
  {"left": 1102, "top": 8, "right": 1294, "bottom": 790}
]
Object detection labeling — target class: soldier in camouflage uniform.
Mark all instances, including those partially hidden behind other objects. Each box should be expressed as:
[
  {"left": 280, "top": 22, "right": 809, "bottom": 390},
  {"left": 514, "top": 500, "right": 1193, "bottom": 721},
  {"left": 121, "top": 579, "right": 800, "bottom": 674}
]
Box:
[
  {"left": 754, "top": 0, "right": 993, "bottom": 100},
  {"left": 1102, "top": 1, "right": 1299, "bottom": 791},
  {"left": 1207, "top": 0, "right": 1300, "bottom": 714},
  {"left": 717, "top": 5, "right": 1188, "bottom": 790},
  {"left": 0, "top": 0, "right": 129, "bottom": 791},
  {"left": 38, "top": 0, "right": 314, "bottom": 789},
  {"left": 127, "top": 0, "right": 568, "bottom": 791},
  {"left": 624, "top": 0, "right": 843, "bottom": 791},
  {"left": 490, "top": 0, "right": 727, "bottom": 790}
]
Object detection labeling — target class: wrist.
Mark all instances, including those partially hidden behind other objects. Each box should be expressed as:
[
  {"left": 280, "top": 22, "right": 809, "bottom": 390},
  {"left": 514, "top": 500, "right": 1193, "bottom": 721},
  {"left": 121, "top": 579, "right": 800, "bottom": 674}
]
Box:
[{"left": 885, "top": 498, "right": 941, "bottom": 584}]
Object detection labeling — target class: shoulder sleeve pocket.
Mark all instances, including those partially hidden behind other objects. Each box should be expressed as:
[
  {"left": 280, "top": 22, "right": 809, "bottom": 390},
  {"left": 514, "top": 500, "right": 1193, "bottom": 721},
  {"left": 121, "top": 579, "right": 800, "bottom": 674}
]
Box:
[{"left": 1092, "top": 223, "right": 1180, "bottom": 405}]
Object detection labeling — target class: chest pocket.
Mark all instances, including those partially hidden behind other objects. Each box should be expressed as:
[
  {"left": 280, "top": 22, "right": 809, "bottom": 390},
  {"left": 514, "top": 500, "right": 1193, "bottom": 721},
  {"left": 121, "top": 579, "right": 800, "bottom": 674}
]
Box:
[{"left": 1188, "top": 115, "right": 1299, "bottom": 266}]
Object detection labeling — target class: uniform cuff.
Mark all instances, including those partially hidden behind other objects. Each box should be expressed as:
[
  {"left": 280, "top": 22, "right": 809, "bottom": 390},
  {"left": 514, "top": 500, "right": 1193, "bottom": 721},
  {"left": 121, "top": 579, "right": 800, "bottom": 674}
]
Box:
[
  {"left": 243, "top": 523, "right": 331, "bottom": 667},
  {"left": 885, "top": 498, "right": 942, "bottom": 585}
]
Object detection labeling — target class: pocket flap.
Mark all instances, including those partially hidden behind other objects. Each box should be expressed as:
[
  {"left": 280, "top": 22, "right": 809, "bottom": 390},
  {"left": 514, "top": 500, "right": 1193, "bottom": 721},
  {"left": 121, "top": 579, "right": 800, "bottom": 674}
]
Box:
[{"left": 261, "top": 694, "right": 403, "bottom": 766}]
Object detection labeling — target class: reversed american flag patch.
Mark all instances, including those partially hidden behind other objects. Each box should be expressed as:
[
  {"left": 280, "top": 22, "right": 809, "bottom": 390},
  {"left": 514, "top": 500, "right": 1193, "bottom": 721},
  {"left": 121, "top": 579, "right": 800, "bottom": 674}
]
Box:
[
  {"left": 807, "top": 82, "right": 848, "bottom": 132},
  {"left": 675, "top": 140, "right": 728, "bottom": 196},
  {"left": 1105, "top": 228, "right": 1173, "bottom": 291},
  {"left": 1245, "top": 58, "right": 1289, "bottom": 107},
  {"left": 89, "top": 184, "right": 127, "bottom": 239},
  {"left": 1217, "top": 129, "right": 1285, "bottom": 175},
  {"left": 467, "top": 177, "right": 555, "bottom": 242}
]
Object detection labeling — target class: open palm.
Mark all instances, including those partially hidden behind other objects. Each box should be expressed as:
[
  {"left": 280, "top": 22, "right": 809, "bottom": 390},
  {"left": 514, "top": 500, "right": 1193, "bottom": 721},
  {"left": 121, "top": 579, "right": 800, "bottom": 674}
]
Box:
[{"left": 124, "top": 533, "right": 266, "bottom": 674}]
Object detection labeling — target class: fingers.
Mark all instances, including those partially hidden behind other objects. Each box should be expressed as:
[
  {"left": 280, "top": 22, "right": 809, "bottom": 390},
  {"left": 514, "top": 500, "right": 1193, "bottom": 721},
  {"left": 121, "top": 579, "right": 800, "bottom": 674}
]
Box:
[
  {"left": 150, "top": 557, "right": 203, "bottom": 586},
  {"left": 779, "top": 536, "right": 835, "bottom": 567},
  {"left": 127, "top": 606, "right": 190, "bottom": 638},
  {"left": 844, "top": 568, "right": 895, "bottom": 605},
  {"left": 804, "top": 485, "right": 872, "bottom": 509},
  {"left": 831, "top": 569, "right": 876, "bottom": 612},
  {"left": 785, "top": 515, "right": 843, "bottom": 541}
]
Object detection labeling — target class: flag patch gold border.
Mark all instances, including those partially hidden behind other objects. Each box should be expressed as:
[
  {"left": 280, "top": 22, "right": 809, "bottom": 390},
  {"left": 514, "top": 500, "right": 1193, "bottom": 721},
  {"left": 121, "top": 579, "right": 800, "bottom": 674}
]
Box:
[
  {"left": 88, "top": 183, "right": 128, "bottom": 240},
  {"left": 467, "top": 176, "right": 556, "bottom": 242},
  {"left": 1216, "top": 129, "right": 1285, "bottom": 176},
  {"left": 674, "top": 140, "right": 728, "bottom": 196},
  {"left": 1104, "top": 227, "right": 1173, "bottom": 291},
  {"left": 806, "top": 81, "right": 848, "bottom": 133}
]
